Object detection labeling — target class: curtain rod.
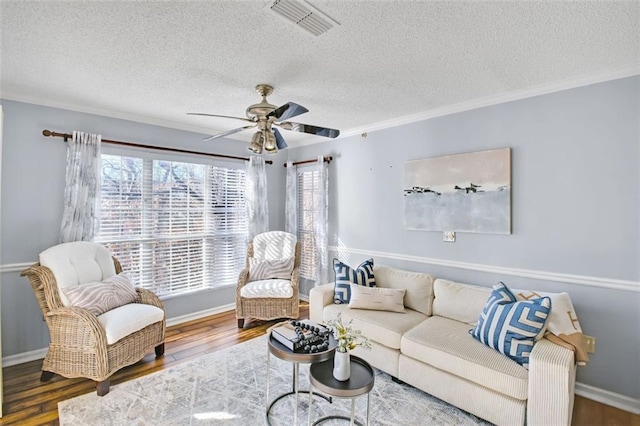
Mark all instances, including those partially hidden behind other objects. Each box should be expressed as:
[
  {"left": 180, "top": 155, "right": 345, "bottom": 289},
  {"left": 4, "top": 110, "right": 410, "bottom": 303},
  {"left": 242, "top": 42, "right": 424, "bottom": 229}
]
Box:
[
  {"left": 283, "top": 156, "right": 333, "bottom": 167},
  {"left": 41, "top": 130, "right": 273, "bottom": 165}
]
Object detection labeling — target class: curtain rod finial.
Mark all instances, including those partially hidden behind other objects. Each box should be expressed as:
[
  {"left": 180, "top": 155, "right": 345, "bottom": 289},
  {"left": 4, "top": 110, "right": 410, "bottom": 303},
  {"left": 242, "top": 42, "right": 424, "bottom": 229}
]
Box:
[{"left": 42, "top": 129, "right": 52, "bottom": 137}]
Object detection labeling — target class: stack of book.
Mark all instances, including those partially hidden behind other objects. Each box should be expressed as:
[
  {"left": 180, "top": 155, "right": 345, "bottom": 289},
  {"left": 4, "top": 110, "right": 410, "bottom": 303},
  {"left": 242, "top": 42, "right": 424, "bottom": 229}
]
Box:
[{"left": 271, "top": 320, "right": 329, "bottom": 353}]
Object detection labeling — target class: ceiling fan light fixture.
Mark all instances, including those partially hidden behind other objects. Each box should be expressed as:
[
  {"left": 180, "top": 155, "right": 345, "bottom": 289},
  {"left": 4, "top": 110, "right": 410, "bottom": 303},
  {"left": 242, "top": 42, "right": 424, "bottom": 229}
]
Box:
[
  {"left": 264, "top": 131, "right": 277, "bottom": 153},
  {"left": 248, "top": 131, "right": 264, "bottom": 154}
]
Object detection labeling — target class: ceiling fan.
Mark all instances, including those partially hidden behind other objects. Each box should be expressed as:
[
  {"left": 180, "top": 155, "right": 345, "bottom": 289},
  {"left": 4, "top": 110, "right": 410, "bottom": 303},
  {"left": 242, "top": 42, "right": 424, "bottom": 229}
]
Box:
[{"left": 188, "top": 84, "right": 340, "bottom": 154}]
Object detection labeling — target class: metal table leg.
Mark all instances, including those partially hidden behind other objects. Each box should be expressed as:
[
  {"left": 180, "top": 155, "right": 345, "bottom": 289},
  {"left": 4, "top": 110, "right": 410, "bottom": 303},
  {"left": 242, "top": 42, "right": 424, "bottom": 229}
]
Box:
[{"left": 266, "top": 361, "right": 332, "bottom": 425}]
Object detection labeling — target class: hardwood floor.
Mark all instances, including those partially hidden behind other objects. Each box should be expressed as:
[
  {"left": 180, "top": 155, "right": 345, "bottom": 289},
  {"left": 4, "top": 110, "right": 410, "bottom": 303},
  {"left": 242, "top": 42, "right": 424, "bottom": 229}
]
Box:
[{"left": 1, "top": 303, "right": 638, "bottom": 425}]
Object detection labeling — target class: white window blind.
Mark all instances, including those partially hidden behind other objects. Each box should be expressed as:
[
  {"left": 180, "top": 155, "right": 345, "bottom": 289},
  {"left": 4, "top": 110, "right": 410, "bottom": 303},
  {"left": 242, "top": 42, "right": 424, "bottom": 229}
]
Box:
[
  {"left": 96, "top": 154, "right": 247, "bottom": 298},
  {"left": 297, "top": 169, "right": 319, "bottom": 280}
]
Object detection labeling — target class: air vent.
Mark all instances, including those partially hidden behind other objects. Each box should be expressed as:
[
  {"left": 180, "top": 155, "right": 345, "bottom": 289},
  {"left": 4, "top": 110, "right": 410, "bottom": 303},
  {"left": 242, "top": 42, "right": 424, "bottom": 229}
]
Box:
[{"left": 267, "top": 0, "right": 339, "bottom": 37}]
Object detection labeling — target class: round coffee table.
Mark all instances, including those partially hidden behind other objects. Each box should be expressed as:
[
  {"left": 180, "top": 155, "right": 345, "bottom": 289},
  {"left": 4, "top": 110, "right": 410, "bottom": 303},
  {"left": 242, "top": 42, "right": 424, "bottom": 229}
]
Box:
[
  {"left": 308, "top": 355, "right": 375, "bottom": 426},
  {"left": 266, "top": 332, "right": 337, "bottom": 425}
]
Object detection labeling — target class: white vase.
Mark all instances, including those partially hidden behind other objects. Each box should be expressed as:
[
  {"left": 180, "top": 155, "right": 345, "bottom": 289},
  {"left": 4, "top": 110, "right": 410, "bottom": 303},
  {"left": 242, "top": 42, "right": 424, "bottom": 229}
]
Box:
[{"left": 333, "top": 350, "right": 351, "bottom": 381}]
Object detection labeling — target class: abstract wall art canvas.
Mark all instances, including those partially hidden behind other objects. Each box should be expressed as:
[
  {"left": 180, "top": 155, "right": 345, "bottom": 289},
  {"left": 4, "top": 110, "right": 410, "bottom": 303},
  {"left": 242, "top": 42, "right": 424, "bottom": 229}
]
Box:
[{"left": 404, "top": 148, "right": 511, "bottom": 234}]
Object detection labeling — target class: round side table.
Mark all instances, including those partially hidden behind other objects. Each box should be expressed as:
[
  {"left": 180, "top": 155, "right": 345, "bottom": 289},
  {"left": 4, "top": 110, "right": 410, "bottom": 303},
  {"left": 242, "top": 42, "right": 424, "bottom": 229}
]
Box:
[
  {"left": 266, "top": 332, "right": 337, "bottom": 425},
  {"left": 308, "top": 355, "right": 375, "bottom": 426}
]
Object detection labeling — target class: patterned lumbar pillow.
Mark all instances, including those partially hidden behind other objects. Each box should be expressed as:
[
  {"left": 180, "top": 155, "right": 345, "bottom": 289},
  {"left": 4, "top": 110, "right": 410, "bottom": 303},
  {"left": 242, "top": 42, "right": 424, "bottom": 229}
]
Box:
[
  {"left": 470, "top": 281, "right": 551, "bottom": 368},
  {"left": 333, "top": 258, "right": 376, "bottom": 304},
  {"left": 62, "top": 273, "right": 138, "bottom": 316},
  {"left": 248, "top": 257, "right": 295, "bottom": 281},
  {"left": 349, "top": 284, "right": 406, "bottom": 313}
]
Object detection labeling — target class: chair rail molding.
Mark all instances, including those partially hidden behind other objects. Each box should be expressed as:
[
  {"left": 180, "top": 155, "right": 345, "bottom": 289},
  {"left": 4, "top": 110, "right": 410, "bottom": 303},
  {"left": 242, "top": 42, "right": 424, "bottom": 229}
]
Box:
[
  {"left": 328, "top": 246, "right": 640, "bottom": 293},
  {"left": 1, "top": 262, "right": 33, "bottom": 274}
]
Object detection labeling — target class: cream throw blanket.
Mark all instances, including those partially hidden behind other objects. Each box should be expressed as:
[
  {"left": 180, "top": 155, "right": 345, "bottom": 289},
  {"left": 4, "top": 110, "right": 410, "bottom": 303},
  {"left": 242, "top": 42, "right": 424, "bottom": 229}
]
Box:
[{"left": 516, "top": 290, "right": 589, "bottom": 366}]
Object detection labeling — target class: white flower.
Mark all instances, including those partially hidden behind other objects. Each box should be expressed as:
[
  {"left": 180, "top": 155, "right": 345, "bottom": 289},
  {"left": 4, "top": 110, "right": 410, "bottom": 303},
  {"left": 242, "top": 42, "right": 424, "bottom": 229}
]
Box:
[{"left": 325, "top": 313, "right": 372, "bottom": 353}]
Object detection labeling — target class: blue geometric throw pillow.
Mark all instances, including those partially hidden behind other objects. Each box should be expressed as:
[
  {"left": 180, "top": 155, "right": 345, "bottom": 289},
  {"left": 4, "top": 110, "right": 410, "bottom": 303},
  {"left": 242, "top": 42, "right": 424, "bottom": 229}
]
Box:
[
  {"left": 333, "top": 258, "right": 376, "bottom": 304},
  {"left": 470, "top": 282, "right": 551, "bottom": 368}
]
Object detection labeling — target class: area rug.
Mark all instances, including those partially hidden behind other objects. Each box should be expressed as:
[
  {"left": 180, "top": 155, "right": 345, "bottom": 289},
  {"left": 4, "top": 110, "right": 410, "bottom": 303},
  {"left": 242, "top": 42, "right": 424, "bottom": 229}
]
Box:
[{"left": 58, "top": 335, "right": 491, "bottom": 425}]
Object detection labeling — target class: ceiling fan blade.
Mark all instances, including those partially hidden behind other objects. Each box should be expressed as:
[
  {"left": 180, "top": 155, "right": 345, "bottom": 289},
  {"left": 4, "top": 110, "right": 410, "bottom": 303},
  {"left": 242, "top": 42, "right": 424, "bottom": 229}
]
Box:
[
  {"left": 267, "top": 102, "right": 309, "bottom": 121},
  {"left": 273, "top": 128, "right": 288, "bottom": 150},
  {"left": 202, "top": 124, "right": 256, "bottom": 141},
  {"left": 279, "top": 121, "right": 340, "bottom": 138},
  {"left": 188, "top": 112, "right": 255, "bottom": 123}
]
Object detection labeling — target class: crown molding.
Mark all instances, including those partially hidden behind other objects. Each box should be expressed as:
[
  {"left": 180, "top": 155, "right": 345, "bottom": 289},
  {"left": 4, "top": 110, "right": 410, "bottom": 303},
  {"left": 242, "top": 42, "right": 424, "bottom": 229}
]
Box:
[
  {"left": 3, "top": 69, "right": 638, "bottom": 148},
  {"left": 338, "top": 68, "right": 640, "bottom": 140},
  {"left": 328, "top": 246, "right": 640, "bottom": 293},
  {"left": 0, "top": 92, "right": 217, "bottom": 137}
]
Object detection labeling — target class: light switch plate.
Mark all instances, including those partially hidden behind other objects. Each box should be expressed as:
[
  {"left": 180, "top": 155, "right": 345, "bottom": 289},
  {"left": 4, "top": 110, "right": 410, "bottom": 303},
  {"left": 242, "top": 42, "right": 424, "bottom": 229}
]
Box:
[
  {"left": 584, "top": 335, "right": 596, "bottom": 354},
  {"left": 443, "top": 231, "right": 456, "bottom": 242}
]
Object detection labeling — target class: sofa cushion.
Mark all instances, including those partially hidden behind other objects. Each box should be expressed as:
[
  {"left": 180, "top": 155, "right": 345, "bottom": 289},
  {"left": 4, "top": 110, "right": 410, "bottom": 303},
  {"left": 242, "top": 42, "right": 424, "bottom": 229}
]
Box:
[
  {"left": 432, "top": 279, "right": 492, "bottom": 324},
  {"left": 374, "top": 266, "right": 434, "bottom": 315},
  {"left": 97, "top": 303, "right": 164, "bottom": 345},
  {"left": 349, "top": 284, "right": 406, "bottom": 313},
  {"left": 61, "top": 272, "right": 138, "bottom": 315},
  {"left": 333, "top": 258, "right": 376, "bottom": 304},
  {"left": 471, "top": 282, "right": 551, "bottom": 368},
  {"left": 401, "top": 316, "right": 529, "bottom": 400},
  {"left": 323, "top": 303, "right": 426, "bottom": 350}
]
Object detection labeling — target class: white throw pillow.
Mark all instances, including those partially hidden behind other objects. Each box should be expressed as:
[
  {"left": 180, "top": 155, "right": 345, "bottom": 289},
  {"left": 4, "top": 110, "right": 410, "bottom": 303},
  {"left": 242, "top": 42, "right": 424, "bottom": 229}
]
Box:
[
  {"left": 348, "top": 283, "right": 406, "bottom": 313},
  {"left": 374, "top": 265, "right": 434, "bottom": 315},
  {"left": 248, "top": 257, "right": 294, "bottom": 281},
  {"left": 62, "top": 273, "right": 138, "bottom": 316}
]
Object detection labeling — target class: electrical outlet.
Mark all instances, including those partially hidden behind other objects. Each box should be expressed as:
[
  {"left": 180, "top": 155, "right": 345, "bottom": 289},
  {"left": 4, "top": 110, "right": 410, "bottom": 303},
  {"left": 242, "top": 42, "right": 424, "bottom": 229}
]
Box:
[
  {"left": 443, "top": 231, "right": 456, "bottom": 242},
  {"left": 584, "top": 335, "right": 596, "bottom": 354}
]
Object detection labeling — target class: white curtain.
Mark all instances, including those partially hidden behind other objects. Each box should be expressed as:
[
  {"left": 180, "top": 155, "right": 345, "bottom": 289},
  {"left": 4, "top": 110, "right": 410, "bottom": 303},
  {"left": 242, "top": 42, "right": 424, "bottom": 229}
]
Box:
[
  {"left": 285, "top": 161, "right": 297, "bottom": 234},
  {"left": 59, "top": 131, "right": 101, "bottom": 243},
  {"left": 246, "top": 156, "right": 269, "bottom": 240},
  {"left": 314, "top": 155, "right": 329, "bottom": 286}
]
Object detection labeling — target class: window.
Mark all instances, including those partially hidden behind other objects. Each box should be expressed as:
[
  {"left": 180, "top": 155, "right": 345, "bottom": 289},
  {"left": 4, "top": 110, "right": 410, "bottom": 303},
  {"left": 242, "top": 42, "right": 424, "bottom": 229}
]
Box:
[
  {"left": 96, "top": 153, "right": 247, "bottom": 298},
  {"left": 297, "top": 169, "right": 319, "bottom": 279}
]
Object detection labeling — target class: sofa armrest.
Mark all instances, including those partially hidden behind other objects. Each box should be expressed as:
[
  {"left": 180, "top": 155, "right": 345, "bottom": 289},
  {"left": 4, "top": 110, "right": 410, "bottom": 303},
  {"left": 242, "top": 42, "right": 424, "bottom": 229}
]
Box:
[
  {"left": 309, "top": 283, "right": 334, "bottom": 324},
  {"left": 527, "top": 338, "right": 577, "bottom": 426}
]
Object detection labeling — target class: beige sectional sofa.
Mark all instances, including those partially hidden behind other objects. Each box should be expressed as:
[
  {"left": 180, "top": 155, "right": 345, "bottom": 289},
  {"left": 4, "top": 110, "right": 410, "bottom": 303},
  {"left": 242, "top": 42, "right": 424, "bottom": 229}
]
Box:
[{"left": 309, "top": 265, "right": 577, "bottom": 426}]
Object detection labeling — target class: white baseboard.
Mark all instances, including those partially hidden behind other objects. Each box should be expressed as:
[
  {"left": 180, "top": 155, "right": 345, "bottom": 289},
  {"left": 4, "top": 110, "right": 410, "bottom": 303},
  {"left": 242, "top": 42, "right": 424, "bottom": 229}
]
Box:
[
  {"left": 165, "top": 303, "right": 235, "bottom": 327},
  {"left": 575, "top": 382, "right": 640, "bottom": 415},
  {"left": 2, "top": 347, "right": 48, "bottom": 367}
]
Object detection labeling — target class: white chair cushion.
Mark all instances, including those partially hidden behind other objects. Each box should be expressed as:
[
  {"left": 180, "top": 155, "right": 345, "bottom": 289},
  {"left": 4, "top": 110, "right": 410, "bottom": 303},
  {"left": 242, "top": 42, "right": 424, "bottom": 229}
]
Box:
[
  {"left": 239, "top": 279, "right": 294, "bottom": 299},
  {"left": 97, "top": 303, "right": 164, "bottom": 345},
  {"left": 39, "top": 242, "right": 117, "bottom": 306},
  {"left": 252, "top": 231, "right": 296, "bottom": 261}
]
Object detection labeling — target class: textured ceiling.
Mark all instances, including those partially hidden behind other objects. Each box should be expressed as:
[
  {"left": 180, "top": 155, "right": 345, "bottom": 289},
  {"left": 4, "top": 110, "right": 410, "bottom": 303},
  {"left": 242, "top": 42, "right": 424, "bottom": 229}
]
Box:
[{"left": 1, "top": 1, "right": 639, "bottom": 147}]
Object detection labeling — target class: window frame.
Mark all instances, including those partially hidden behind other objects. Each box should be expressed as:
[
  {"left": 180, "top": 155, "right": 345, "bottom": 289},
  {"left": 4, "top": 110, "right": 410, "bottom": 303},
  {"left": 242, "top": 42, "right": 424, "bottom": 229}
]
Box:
[
  {"left": 95, "top": 146, "right": 248, "bottom": 299},
  {"left": 296, "top": 166, "right": 320, "bottom": 280}
]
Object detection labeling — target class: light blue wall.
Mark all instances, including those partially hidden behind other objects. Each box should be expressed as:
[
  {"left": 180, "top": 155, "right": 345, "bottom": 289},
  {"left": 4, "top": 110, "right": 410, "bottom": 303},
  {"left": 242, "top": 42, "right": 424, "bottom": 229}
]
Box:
[
  {"left": 288, "top": 76, "right": 640, "bottom": 399},
  {"left": 0, "top": 99, "right": 286, "bottom": 356},
  {"left": 1, "top": 76, "right": 638, "bottom": 401}
]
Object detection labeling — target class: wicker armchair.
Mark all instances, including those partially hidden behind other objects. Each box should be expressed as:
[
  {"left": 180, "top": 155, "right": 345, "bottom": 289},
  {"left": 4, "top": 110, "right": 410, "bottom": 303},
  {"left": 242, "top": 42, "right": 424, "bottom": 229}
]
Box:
[
  {"left": 236, "top": 231, "right": 301, "bottom": 328},
  {"left": 21, "top": 242, "right": 165, "bottom": 396}
]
